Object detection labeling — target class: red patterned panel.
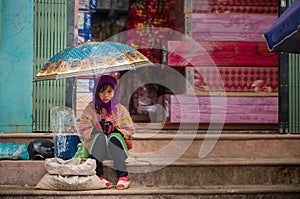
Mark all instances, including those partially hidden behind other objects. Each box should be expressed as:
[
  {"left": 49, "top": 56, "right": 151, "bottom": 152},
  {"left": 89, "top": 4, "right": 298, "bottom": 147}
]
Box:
[
  {"left": 175, "top": 0, "right": 278, "bottom": 14},
  {"left": 175, "top": 13, "right": 277, "bottom": 41},
  {"left": 167, "top": 41, "right": 278, "bottom": 67},
  {"left": 186, "top": 67, "right": 278, "bottom": 95}
]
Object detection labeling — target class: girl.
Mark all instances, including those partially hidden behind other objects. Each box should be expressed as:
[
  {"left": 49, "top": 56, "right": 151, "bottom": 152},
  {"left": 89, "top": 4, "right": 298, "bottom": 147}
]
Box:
[{"left": 78, "top": 75, "right": 134, "bottom": 190}]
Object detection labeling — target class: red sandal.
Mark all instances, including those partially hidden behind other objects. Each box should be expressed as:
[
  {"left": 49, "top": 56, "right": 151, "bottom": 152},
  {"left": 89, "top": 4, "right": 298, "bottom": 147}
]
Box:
[
  {"left": 99, "top": 176, "right": 113, "bottom": 189},
  {"left": 116, "top": 176, "right": 130, "bottom": 190}
]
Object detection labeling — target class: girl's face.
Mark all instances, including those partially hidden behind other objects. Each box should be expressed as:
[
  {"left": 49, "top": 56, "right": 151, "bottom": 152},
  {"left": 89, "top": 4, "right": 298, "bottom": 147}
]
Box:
[{"left": 98, "top": 84, "right": 114, "bottom": 103}]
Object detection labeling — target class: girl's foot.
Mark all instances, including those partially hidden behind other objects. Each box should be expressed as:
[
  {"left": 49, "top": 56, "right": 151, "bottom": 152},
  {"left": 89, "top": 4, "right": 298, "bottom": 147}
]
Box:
[
  {"left": 99, "top": 176, "right": 113, "bottom": 188},
  {"left": 116, "top": 176, "right": 130, "bottom": 190}
]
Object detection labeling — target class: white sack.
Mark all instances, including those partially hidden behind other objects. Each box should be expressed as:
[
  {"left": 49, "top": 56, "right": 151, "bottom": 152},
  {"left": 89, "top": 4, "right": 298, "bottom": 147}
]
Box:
[
  {"left": 44, "top": 158, "right": 96, "bottom": 176},
  {"left": 35, "top": 173, "right": 105, "bottom": 190}
]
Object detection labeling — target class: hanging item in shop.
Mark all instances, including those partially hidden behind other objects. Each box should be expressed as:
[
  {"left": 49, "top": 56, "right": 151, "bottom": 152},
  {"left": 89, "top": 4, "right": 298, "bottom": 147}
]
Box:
[
  {"left": 78, "top": 12, "right": 92, "bottom": 44},
  {"left": 264, "top": 0, "right": 300, "bottom": 53},
  {"left": 78, "top": 0, "right": 97, "bottom": 11},
  {"left": 125, "top": 0, "right": 175, "bottom": 63},
  {"left": 35, "top": 41, "right": 154, "bottom": 80}
]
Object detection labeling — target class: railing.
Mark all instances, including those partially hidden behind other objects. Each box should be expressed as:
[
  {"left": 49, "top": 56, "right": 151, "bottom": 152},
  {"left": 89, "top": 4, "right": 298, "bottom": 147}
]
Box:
[
  {"left": 289, "top": 53, "right": 300, "bottom": 133},
  {"left": 33, "top": 0, "right": 68, "bottom": 132},
  {"left": 279, "top": 0, "right": 300, "bottom": 133}
]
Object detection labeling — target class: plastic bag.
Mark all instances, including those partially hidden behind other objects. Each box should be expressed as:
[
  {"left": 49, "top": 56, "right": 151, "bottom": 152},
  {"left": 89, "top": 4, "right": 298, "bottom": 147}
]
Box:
[
  {"left": 0, "top": 142, "right": 29, "bottom": 160},
  {"left": 50, "top": 107, "right": 77, "bottom": 135},
  {"left": 54, "top": 135, "right": 80, "bottom": 160},
  {"left": 73, "top": 143, "right": 90, "bottom": 158},
  {"left": 50, "top": 107, "right": 82, "bottom": 160}
]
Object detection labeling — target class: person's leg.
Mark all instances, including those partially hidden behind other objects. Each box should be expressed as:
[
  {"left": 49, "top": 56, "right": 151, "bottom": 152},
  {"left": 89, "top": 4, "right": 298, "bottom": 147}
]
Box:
[
  {"left": 108, "top": 134, "right": 129, "bottom": 177},
  {"left": 90, "top": 133, "right": 112, "bottom": 188},
  {"left": 90, "top": 133, "right": 107, "bottom": 162},
  {"left": 90, "top": 154, "right": 104, "bottom": 176},
  {"left": 108, "top": 133, "right": 130, "bottom": 189}
]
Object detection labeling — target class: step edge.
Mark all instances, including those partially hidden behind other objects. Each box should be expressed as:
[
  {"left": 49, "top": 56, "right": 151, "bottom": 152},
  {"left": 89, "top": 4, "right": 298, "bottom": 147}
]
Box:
[
  {"left": 1, "top": 184, "right": 300, "bottom": 196},
  {"left": 2, "top": 157, "right": 300, "bottom": 166},
  {"left": 1, "top": 133, "right": 299, "bottom": 140},
  {"left": 133, "top": 133, "right": 300, "bottom": 140}
]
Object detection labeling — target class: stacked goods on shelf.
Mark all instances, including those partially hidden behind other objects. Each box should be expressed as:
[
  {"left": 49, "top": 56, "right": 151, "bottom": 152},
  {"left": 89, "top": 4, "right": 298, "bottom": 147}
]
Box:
[
  {"left": 168, "top": 41, "right": 278, "bottom": 96},
  {"left": 175, "top": 13, "right": 277, "bottom": 41},
  {"left": 77, "top": 0, "right": 97, "bottom": 44},
  {"left": 175, "top": 0, "right": 278, "bottom": 15},
  {"left": 78, "top": 12, "right": 93, "bottom": 44},
  {"left": 159, "top": 0, "right": 279, "bottom": 124},
  {"left": 172, "top": 0, "right": 278, "bottom": 40},
  {"left": 79, "top": 0, "right": 97, "bottom": 11},
  {"left": 185, "top": 66, "right": 278, "bottom": 96},
  {"left": 157, "top": 94, "right": 278, "bottom": 123},
  {"left": 167, "top": 41, "right": 278, "bottom": 67}
]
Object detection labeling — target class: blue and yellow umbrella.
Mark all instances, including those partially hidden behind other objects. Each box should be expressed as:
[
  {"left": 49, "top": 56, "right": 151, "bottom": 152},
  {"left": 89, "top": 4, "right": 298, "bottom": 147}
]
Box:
[{"left": 35, "top": 41, "right": 153, "bottom": 80}]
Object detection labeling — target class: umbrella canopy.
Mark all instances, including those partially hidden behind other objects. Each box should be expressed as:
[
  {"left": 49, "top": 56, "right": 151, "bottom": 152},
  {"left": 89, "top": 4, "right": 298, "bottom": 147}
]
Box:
[
  {"left": 264, "top": 0, "right": 300, "bottom": 53},
  {"left": 35, "top": 41, "right": 154, "bottom": 80}
]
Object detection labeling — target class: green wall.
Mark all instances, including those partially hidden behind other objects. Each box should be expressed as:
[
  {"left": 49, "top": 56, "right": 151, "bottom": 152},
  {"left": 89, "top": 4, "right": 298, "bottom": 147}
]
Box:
[{"left": 0, "top": 0, "right": 33, "bottom": 132}]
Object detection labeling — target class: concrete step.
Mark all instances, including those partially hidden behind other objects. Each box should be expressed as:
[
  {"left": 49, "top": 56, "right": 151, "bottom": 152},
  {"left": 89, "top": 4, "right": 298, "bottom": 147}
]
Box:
[
  {"left": 1, "top": 127, "right": 299, "bottom": 198},
  {"left": 131, "top": 133, "right": 300, "bottom": 158},
  {"left": 1, "top": 184, "right": 300, "bottom": 199},
  {"left": 1, "top": 131, "right": 300, "bottom": 159},
  {"left": 1, "top": 157, "right": 300, "bottom": 187}
]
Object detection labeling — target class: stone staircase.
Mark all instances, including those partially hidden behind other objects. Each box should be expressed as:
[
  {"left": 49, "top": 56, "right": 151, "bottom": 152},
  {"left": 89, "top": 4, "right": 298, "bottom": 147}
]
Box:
[{"left": 1, "top": 124, "right": 300, "bottom": 198}]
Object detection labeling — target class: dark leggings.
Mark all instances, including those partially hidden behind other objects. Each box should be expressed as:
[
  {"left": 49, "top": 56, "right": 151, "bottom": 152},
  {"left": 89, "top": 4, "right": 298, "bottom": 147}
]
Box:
[{"left": 90, "top": 133, "right": 128, "bottom": 178}]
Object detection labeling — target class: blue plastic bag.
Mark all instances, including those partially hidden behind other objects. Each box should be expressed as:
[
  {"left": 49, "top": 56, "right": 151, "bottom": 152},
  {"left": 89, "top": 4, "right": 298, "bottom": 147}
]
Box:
[
  {"left": 54, "top": 135, "right": 81, "bottom": 160},
  {"left": 0, "top": 142, "right": 29, "bottom": 160}
]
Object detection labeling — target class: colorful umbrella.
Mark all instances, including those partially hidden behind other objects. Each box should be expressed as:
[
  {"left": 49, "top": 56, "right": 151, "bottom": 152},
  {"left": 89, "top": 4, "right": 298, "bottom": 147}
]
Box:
[
  {"left": 264, "top": 0, "right": 300, "bottom": 53},
  {"left": 35, "top": 41, "right": 154, "bottom": 80}
]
